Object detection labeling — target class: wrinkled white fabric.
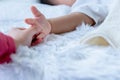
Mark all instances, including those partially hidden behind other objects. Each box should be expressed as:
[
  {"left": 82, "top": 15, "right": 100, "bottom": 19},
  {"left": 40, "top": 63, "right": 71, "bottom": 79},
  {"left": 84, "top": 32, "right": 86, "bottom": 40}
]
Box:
[
  {"left": 80, "top": 0, "right": 120, "bottom": 48},
  {"left": 71, "top": 0, "right": 112, "bottom": 25}
]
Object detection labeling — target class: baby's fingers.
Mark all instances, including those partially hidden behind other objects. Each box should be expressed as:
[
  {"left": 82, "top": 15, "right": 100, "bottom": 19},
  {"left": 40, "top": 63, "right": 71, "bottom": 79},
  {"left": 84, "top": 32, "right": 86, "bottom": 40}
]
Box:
[
  {"left": 31, "top": 6, "right": 43, "bottom": 17},
  {"left": 25, "top": 18, "right": 36, "bottom": 25},
  {"left": 31, "top": 37, "right": 43, "bottom": 46},
  {"left": 25, "top": 18, "right": 42, "bottom": 27},
  {"left": 37, "top": 32, "right": 46, "bottom": 39}
]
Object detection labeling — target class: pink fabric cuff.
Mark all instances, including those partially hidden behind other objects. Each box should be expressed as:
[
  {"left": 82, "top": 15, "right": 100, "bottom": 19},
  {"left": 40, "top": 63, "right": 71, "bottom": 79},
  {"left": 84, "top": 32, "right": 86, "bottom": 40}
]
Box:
[{"left": 0, "top": 33, "right": 16, "bottom": 63}]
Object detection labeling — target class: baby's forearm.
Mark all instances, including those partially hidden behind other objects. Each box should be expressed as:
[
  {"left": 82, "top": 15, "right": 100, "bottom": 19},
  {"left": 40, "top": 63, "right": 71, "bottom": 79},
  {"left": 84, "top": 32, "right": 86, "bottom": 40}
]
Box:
[{"left": 48, "top": 12, "right": 95, "bottom": 34}]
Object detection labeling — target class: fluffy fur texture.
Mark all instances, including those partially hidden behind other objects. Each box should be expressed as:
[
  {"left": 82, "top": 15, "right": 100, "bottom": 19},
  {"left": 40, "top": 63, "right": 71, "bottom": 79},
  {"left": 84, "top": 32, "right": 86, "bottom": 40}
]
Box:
[{"left": 0, "top": 1, "right": 120, "bottom": 80}]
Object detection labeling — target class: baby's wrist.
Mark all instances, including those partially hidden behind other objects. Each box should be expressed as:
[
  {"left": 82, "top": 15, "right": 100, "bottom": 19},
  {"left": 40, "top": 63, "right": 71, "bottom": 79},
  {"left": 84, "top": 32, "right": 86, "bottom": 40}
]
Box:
[{"left": 47, "top": 19, "right": 52, "bottom": 33}]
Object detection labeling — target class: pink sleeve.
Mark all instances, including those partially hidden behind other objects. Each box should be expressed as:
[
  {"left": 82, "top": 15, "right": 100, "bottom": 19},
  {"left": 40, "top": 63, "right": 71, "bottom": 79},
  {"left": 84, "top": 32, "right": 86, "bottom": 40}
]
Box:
[{"left": 0, "top": 32, "right": 16, "bottom": 64}]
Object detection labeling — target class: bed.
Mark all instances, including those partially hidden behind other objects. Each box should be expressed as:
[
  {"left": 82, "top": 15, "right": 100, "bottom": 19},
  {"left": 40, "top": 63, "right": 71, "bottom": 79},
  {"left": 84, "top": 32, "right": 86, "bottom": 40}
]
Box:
[{"left": 0, "top": 0, "right": 120, "bottom": 80}]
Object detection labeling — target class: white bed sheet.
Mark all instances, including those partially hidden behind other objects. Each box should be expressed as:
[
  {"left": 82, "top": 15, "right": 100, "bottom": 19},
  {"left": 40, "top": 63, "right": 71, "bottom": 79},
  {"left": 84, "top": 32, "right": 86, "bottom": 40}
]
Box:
[{"left": 0, "top": 1, "right": 120, "bottom": 80}]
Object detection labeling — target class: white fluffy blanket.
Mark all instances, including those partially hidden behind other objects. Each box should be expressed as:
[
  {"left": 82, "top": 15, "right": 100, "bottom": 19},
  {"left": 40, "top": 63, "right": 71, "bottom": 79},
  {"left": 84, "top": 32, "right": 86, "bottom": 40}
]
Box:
[{"left": 0, "top": 1, "right": 120, "bottom": 80}]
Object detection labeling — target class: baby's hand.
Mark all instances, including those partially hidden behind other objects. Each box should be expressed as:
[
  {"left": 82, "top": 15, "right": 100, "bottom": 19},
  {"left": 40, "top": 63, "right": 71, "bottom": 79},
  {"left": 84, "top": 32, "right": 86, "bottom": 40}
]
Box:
[{"left": 25, "top": 6, "right": 51, "bottom": 45}]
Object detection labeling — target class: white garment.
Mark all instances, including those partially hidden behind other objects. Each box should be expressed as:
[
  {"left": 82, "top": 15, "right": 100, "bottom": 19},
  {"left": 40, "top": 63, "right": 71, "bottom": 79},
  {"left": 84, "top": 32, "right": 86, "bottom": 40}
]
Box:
[
  {"left": 80, "top": 0, "right": 120, "bottom": 48},
  {"left": 71, "top": 0, "right": 112, "bottom": 25}
]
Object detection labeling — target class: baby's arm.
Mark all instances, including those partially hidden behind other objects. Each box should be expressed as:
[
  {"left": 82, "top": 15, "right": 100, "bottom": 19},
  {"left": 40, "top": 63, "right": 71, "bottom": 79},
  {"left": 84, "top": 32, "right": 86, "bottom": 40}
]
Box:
[
  {"left": 48, "top": 12, "right": 95, "bottom": 34},
  {"left": 28, "top": 1, "right": 108, "bottom": 34},
  {"left": 49, "top": 2, "right": 108, "bottom": 34},
  {"left": 26, "top": 6, "right": 94, "bottom": 35}
]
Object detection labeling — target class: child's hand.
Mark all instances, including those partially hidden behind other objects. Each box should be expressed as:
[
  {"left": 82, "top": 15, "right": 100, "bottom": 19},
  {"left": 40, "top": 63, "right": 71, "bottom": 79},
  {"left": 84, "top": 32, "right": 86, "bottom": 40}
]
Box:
[
  {"left": 25, "top": 6, "right": 51, "bottom": 45},
  {"left": 8, "top": 26, "right": 42, "bottom": 47}
]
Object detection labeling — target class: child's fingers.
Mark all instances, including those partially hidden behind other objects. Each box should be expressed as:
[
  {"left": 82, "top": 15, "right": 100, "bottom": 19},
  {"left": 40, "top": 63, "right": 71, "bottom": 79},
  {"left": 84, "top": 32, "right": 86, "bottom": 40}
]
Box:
[
  {"left": 25, "top": 18, "right": 35, "bottom": 25},
  {"left": 25, "top": 18, "right": 41, "bottom": 27},
  {"left": 37, "top": 33, "right": 46, "bottom": 39},
  {"left": 31, "top": 32, "right": 47, "bottom": 46},
  {"left": 25, "top": 18, "right": 40, "bottom": 26},
  {"left": 31, "top": 38, "right": 43, "bottom": 46},
  {"left": 26, "top": 26, "right": 43, "bottom": 36},
  {"left": 31, "top": 6, "right": 43, "bottom": 17},
  {"left": 25, "top": 18, "right": 41, "bottom": 25}
]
